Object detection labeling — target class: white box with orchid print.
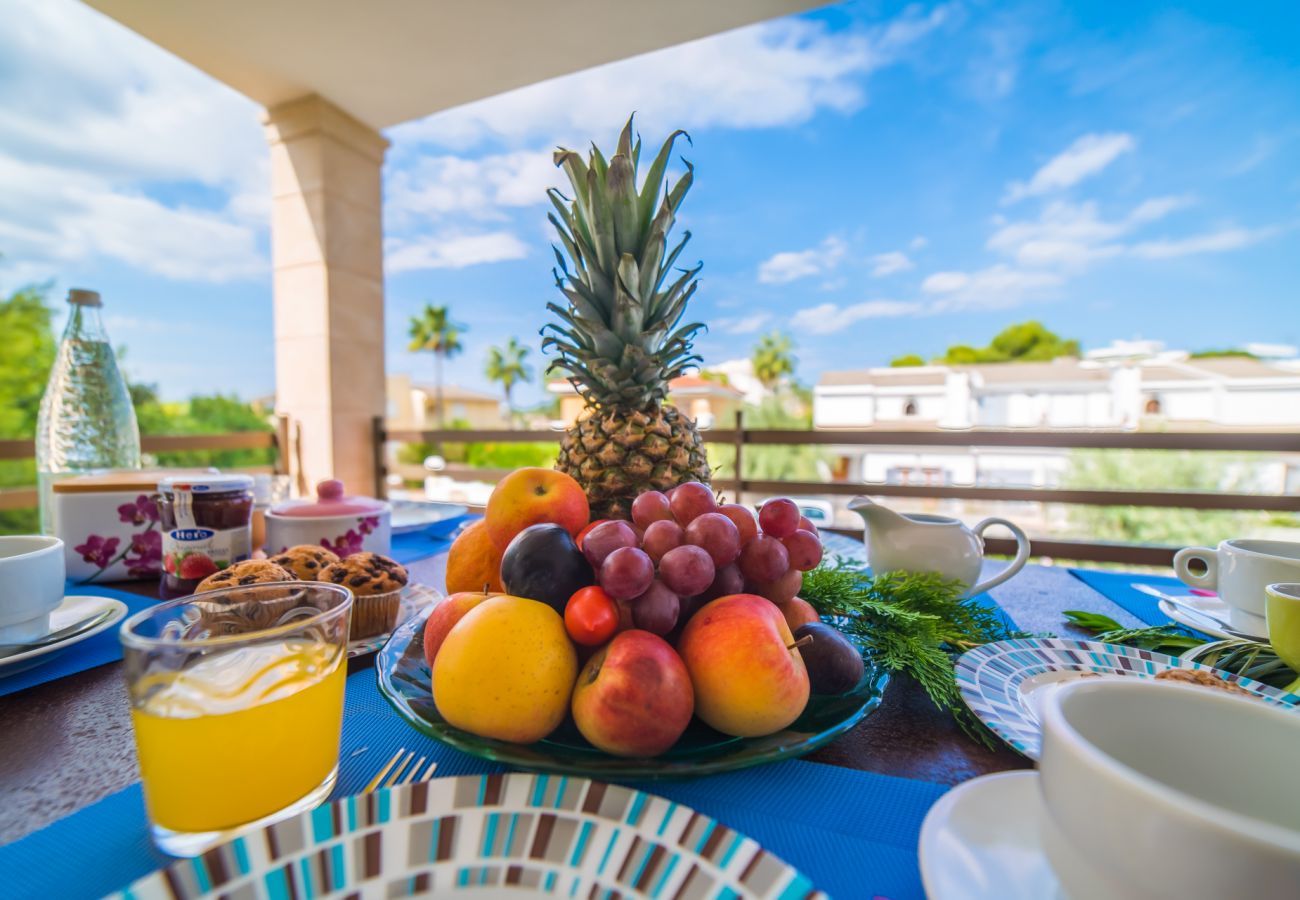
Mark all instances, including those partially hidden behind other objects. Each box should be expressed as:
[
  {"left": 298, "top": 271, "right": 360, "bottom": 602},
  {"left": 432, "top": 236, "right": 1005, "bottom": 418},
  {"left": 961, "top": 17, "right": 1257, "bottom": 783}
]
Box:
[{"left": 51, "top": 470, "right": 209, "bottom": 585}]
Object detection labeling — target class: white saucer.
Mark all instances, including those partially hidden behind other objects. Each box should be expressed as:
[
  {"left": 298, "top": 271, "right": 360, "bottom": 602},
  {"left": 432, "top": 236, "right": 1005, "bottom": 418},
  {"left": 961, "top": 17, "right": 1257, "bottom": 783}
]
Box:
[
  {"left": 0, "top": 594, "right": 128, "bottom": 675},
  {"left": 1157, "top": 594, "right": 1266, "bottom": 641},
  {"left": 919, "top": 771, "right": 1062, "bottom": 900}
]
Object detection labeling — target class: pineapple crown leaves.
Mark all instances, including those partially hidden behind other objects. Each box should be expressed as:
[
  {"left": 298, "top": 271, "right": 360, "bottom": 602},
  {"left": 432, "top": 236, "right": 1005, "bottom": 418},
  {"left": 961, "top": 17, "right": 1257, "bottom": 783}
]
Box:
[{"left": 541, "top": 115, "right": 705, "bottom": 409}]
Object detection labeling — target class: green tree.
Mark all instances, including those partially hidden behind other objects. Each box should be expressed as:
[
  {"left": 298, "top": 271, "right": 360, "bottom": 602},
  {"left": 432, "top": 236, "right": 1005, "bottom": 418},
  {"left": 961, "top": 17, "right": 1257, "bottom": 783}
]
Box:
[
  {"left": 1061, "top": 450, "right": 1286, "bottom": 546},
  {"left": 1190, "top": 349, "right": 1257, "bottom": 359},
  {"left": 0, "top": 283, "right": 56, "bottom": 532},
  {"left": 930, "top": 321, "right": 1080, "bottom": 365},
  {"left": 890, "top": 354, "right": 926, "bottom": 367},
  {"left": 484, "top": 337, "right": 533, "bottom": 427},
  {"left": 752, "top": 332, "right": 796, "bottom": 390},
  {"left": 407, "top": 304, "right": 466, "bottom": 430}
]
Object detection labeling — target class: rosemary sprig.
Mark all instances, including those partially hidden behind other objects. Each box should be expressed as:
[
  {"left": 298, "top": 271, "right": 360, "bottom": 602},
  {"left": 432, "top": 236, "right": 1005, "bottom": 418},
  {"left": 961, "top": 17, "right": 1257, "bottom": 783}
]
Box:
[
  {"left": 1062, "top": 611, "right": 1299, "bottom": 690},
  {"left": 800, "top": 557, "right": 1028, "bottom": 747}
]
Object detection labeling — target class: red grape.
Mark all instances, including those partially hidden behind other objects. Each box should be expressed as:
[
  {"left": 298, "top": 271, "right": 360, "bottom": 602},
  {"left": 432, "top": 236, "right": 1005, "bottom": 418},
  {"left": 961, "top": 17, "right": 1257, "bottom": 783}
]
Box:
[
  {"left": 642, "top": 519, "right": 684, "bottom": 563},
  {"left": 752, "top": 568, "right": 802, "bottom": 605},
  {"left": 669, "top": 482, "right": 716, "bottom": 525},
  {"left": 659, "top": 544, "right": 716, "bottom": 596},
  {"left": 716, "top": 503, "right": 758, "bottom": 545},
  {"left": 684, "top": 512, "right": 741, "bottom": 567},
  {"left": 632, "top": 580, "right": 680, "bottom": 635},
  {"left": 782, "top": 530, "right": 823, "bottom": 571},
  {"left": 631, "top": 491, "right": 673, "bottom": 528},
  {"left": 582, "top": 520, "right": 638, "bottom": 568},
  {"left": 738, "top": 535, "right": 789, "bottom": 584},
  {"left": 599, "top": 546, "right": 654, "bottom": 600},
  {"left": 698, "top": 563, "right": 744, "bottom": 602},
  {"left": 797, "top": 515, "right": 819, "bottom": 536},
  {"left": 758, "top": 498, "right": 800, "bottom": 539}
]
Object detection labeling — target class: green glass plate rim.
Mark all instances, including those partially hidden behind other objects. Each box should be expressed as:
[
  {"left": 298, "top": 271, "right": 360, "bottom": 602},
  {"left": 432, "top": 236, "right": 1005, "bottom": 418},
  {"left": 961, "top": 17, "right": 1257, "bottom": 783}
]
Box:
[{"left": 375, "top": 610, "right": 889, "bottom": 780}]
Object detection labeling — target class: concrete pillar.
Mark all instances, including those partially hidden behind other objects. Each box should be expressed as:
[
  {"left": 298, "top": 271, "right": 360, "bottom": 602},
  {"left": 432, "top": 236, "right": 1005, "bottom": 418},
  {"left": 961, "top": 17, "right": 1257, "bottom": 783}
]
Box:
[{"left": 264, "top": 95, "right": 389, "bottom": 495}]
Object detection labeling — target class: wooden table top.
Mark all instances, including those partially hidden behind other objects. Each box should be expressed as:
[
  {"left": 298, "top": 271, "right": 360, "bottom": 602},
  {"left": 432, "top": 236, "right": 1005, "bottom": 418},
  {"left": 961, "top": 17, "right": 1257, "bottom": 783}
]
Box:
[{"left": 0, "top": 555, "right": 1144, "bottom": 846}]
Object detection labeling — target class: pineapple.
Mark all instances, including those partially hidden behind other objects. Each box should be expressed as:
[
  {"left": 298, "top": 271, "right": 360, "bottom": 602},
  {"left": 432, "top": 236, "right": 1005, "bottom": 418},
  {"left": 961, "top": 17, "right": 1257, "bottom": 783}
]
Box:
[{"left": 543, "top": 117, "right": 710, "bottom": 519}]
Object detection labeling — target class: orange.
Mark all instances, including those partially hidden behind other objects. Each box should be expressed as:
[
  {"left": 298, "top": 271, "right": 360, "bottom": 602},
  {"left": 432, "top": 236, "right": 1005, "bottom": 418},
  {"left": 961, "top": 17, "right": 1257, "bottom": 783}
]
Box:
[{"left": 445, "top": 520, "right": 504, "bottom": 594}]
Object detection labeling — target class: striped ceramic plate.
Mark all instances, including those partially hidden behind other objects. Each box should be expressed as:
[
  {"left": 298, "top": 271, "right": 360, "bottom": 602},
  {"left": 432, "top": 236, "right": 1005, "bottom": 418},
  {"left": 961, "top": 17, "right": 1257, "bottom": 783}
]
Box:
[
  {"left": 115, "top": 773, "right": 824, "bottom": 899},
  {"left": 955, "top": 637, "right": 1299, "bottom": 759}
]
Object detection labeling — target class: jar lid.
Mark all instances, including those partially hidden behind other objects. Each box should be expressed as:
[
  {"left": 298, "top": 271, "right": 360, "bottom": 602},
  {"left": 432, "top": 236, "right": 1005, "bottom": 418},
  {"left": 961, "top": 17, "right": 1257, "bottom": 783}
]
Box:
[
  {"left": 270, "top": 479, "right": 388, "bottom": 517},
  {"left": 159, "top": 474, "right": 255, "bottom": 494}
]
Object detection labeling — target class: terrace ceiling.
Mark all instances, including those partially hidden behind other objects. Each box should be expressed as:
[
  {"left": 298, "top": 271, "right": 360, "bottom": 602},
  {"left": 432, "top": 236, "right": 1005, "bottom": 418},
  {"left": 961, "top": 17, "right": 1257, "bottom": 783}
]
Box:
[{"left": 84, "top": 0, "right": 825, "bottom": 128}]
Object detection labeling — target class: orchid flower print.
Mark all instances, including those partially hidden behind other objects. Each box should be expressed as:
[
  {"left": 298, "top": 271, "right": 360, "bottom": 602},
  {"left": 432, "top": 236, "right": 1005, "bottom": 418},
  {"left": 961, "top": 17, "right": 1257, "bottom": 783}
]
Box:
[
  {"left": 74, "top": 493, "right": 163, "bottom": 583},
  {"left": 319, "top": 516, "right": 380, "bottom": 557}
]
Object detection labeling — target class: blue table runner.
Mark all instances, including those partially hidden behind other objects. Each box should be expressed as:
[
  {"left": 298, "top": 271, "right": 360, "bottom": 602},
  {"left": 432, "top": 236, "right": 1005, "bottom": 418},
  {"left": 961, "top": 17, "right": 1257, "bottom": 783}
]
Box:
[
  {"left": 0, "top": 667, "right": 946, "bottom": 900},
  {"left": 1068, "top": 568, "right": 1205, "bottom": 632}
]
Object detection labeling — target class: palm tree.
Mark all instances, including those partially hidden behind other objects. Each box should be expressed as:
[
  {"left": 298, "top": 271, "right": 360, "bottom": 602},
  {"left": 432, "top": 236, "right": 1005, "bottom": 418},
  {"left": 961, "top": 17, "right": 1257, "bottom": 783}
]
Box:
[
  {"left": 485, "top": 337, "right": 533, "bottom": 428},
  {"left": 407, "top": 304, "right": 466, "bottom": 430},
  {"left": 752, "top": 331, "right": 796, "bottom": 391}
]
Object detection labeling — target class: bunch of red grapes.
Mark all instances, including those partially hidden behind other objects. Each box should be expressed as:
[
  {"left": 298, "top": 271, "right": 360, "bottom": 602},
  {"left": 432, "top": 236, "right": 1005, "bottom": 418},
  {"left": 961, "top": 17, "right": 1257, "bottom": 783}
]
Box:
[{"left": 580, "top": 483, "right": 823, "bottom": 637}]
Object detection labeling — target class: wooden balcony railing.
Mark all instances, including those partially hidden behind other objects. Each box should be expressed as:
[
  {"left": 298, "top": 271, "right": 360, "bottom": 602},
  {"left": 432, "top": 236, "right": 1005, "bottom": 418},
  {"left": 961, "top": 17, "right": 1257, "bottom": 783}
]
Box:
[
  {"left": 0, "top": 429, "right": 284, "bottom": 512},
  {"left": 376, "top": 417, "right": 1300, "bottom": 566}
]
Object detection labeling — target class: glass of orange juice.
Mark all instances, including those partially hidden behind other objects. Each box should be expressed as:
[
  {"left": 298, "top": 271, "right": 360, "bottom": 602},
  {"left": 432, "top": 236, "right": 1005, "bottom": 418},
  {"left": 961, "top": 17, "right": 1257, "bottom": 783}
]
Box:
[{"left": 120, "top": 581, "right": 351, "bottom": 856}]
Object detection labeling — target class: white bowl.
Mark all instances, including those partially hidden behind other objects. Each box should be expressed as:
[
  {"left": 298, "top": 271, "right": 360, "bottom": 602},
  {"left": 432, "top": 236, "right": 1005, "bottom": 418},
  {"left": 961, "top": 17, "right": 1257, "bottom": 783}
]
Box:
[
  {"left": 0, "top": 535, "right": 65, "bottom": 641},
  {"left": 1039, "top": 678, "right": 1300, "bottom": 899}
]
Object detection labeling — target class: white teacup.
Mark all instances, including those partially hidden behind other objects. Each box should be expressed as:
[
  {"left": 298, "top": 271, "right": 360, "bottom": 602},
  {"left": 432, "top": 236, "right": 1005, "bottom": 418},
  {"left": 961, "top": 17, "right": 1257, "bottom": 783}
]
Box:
[
  {"left": 0, "top": 535, "right": 66, "bottom": 642},
  {"left": 1173, "top": 539, "right": 1300, "bottom": 628},
  {"left": 1039, "top": 678, "right": 1300, "bottom": 899}
]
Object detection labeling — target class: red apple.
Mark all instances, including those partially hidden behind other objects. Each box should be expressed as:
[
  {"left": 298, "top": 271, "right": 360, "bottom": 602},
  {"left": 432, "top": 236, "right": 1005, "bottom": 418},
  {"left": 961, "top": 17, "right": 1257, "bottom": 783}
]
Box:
[
  {"left": 485, "top": 467, "right": 590, "bottom": 549},
  {"left": 423, "top": 591, "right": 492, "bottom": 666},
  {"left": 677, "top": 594, "right": 810, "bottom": 737},
  {"left": 571, "top": 630, "right": 694, "bottom": 757}
]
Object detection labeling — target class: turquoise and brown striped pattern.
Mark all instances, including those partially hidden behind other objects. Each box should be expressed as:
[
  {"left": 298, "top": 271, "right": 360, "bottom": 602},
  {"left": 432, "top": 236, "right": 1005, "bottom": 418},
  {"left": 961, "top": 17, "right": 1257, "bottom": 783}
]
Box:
[
  {"left": 955, "top": 637, "right": 1300, "bottom": 759},
  {"left": 116, "top": 773, "right": 826, "bottom": 899}
]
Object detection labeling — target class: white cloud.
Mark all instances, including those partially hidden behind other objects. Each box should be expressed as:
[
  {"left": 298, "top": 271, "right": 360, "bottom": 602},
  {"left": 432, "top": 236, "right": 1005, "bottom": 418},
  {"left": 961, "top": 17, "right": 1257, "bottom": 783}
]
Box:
[
  {"left": 0, "top": 0, "right": 267, "bottom": 285},
  {"left": 385, "top": 231, "right": 530, "bottom": 273},
  {"left": 1130, "top": 227, "right": 1273, "bottom": 259},
  {"left": 921, "top": 264, "right": 1063, "bottom": 311},
  {"left": 986, "top": 197, "right": 1190, "bottom": 271},
  {"left": 385, "top": 149, "right": 561, "bottom": 225},
  {"left": 791, "top": 299, "right": 918, "bottom": 334},
  {"left": 715, "top": 313, "right": 772, "bottom": 335},
  {"left": 909, "top": 235, "right": 929, "bottom": 250},
  {"left": 758, "top": 236, "right": 847, "bottom": 284},
  {"left": 869, "top": 250, "right": 914, "bottom": 277},
  {"left": 1003, "top": 132, "right": 1135, "bottom": 203},
  {"left": 392, "top": 6, "right": 954, "bottom": 149}
]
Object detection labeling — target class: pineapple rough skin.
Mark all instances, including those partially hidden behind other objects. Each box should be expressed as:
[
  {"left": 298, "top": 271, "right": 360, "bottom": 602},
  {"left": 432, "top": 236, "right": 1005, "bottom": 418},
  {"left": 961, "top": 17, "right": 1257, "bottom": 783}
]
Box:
[{"left": 555, "top": 403, "right": 710, "bottom": 520}]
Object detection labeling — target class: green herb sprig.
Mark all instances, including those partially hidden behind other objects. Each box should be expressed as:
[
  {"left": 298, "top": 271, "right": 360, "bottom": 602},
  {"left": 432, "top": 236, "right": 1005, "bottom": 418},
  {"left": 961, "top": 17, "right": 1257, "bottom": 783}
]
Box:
[
  {"left": 1062, "top": 611, "right": 1298, "bottom": 690},
  {"left": 800, "top": 557, "right": 1028, "bottom": 746}
]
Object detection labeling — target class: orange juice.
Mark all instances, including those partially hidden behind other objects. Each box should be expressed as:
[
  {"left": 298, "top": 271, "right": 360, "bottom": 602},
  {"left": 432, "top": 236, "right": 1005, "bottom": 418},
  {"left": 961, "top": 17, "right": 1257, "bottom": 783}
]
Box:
[{"left": 130, "top": 640, "right": 345, "bottom": 832}]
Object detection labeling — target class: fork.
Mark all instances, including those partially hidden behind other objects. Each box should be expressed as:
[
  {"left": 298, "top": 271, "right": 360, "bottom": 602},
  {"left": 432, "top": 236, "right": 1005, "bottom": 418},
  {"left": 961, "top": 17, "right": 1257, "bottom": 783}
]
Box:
[{"left": 362, "top": 748, "right": 439, "bottom": 793}]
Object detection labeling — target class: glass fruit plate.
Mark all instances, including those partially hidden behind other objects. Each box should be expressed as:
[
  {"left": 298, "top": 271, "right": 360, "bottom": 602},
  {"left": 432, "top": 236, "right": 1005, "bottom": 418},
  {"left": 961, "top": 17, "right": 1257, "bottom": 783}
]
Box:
[{"left": 376, "top": 610, "right": 889, "bottom": 779}]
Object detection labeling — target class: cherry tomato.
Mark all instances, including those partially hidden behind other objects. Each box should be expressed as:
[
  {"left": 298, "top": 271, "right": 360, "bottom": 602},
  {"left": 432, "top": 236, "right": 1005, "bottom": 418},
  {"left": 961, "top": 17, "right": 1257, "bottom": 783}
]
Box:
[{"left": 564, "top": 586, "right": 619, "bottom": 646}]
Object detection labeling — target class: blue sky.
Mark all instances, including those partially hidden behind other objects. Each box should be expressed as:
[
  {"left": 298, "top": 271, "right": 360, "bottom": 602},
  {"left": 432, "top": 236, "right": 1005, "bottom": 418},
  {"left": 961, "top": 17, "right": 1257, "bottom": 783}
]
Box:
[{"left": 1, "top": 0, "right": 1296, "bottom": 403}]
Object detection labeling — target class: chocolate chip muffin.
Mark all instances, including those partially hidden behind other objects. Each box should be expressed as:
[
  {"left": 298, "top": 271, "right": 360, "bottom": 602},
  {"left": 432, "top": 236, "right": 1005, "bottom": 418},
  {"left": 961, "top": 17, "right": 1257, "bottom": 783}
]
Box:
[
  {"left": 193, "top": 559, "right": 298, "bottom": 633},
  {"left": 320, "top": 552, "right": 409, "bottom": 639},
  {"left": 196, "top": 558, "right": 294, "bottom": 593},
  {"left": 269, "top": 545, "right": 340, "bottom": 581}
]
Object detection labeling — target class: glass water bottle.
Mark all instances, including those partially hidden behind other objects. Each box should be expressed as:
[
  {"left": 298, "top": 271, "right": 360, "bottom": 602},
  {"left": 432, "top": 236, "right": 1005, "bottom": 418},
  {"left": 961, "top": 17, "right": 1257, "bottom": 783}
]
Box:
[{"left": 35, "top": 288, "right": 141, "bottom": 533}]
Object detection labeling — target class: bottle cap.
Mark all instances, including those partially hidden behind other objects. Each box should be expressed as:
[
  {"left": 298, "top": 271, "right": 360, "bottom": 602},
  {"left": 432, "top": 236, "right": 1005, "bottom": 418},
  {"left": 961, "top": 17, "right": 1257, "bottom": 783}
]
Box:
[
  {"left": 158, "top": 474, "right": 255, "bottom": 494},
  {"left": 67, "top": 289, "right": 102, "bottom": 307}
]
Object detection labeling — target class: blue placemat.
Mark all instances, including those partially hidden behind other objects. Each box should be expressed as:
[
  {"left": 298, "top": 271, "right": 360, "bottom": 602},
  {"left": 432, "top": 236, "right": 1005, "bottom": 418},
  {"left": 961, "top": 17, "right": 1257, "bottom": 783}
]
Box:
[
  {"left": 389, "top": 513, "right": 474, "bottom": 564},
  {"left": 0, "top": 666, "right": 947, "bottom": 900},
  {"left": 1069, "top": 568, "right": 1205, "bottom": 632},
  {"left": 0, "top": 584, "right": 156, "bottom": 699}
]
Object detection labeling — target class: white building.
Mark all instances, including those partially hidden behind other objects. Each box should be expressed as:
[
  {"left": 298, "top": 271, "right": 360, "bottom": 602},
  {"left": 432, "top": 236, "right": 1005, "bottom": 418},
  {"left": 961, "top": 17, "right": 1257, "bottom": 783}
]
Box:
[{"left": 812, "top": 351, "right": 1300, "bottom": 509}]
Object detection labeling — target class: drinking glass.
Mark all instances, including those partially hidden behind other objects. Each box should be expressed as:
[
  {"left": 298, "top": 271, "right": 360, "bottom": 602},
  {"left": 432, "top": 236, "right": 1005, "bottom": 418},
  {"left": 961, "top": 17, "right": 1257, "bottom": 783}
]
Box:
[
  {"left": 1265, "top": 582, "right": 1300, "bottom": 695},
  {"left": 120, "top": 582, "right": 351, "bottom": 856}
]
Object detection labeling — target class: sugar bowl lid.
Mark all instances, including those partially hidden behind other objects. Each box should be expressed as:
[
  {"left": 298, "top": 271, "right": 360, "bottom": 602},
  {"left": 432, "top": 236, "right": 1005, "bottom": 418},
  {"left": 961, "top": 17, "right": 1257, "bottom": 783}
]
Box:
[{"left": 270, "top": 479, "right": 388, "bottom": 517}]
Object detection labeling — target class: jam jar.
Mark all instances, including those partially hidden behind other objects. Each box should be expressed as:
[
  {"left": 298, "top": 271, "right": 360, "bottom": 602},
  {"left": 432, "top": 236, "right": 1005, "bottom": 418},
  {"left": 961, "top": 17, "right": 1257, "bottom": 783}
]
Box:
[{"left": 157, "top": 474, "right": 255, "bottom": 599}]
